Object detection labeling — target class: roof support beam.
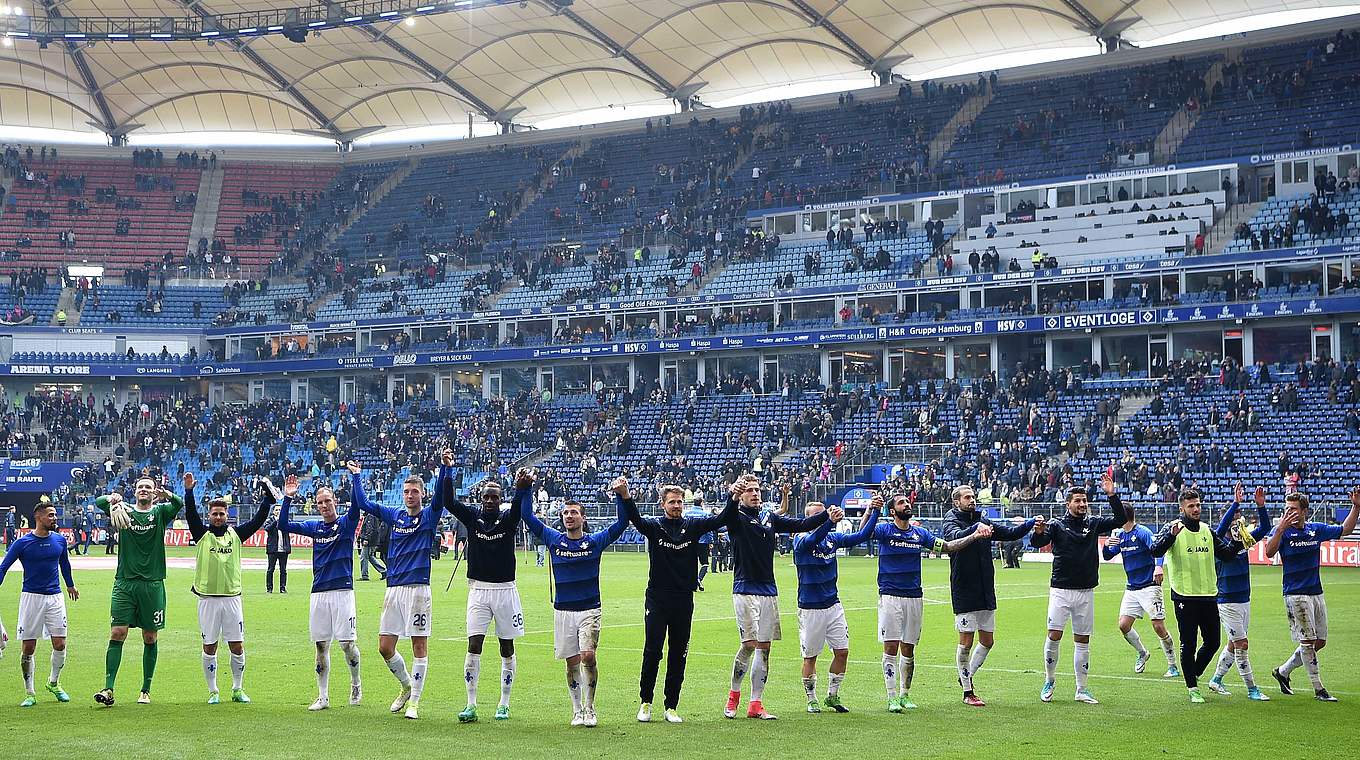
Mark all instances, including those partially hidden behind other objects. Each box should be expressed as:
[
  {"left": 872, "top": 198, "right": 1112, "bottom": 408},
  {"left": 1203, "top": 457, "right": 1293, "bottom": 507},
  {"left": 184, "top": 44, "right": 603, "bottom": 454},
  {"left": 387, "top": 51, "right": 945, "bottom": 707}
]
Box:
[
  {"left": 532, "top": 0, "right": 676, "bottom": 96},
  {"left": 676, "top": 37, "right": 860, "bottom": 90},
  {"left": 40, "top": 1, "right": 116, "bottom": 135},
  {"left": 875, "top": 3, "right": 1087, "bottom": 65},
  {"left": 180, "top": 1, "right": 342, "bottom": 136},
  {"left": 783, "top": 0, "right": 875, "bottom": 67}
]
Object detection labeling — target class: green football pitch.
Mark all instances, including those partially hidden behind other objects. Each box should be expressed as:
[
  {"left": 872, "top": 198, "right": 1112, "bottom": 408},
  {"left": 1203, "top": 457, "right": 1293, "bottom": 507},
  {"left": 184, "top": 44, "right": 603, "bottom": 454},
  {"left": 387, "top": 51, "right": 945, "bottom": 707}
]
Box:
[{"left": 1, "top": 549, "right": 1355, "bottom": 758}]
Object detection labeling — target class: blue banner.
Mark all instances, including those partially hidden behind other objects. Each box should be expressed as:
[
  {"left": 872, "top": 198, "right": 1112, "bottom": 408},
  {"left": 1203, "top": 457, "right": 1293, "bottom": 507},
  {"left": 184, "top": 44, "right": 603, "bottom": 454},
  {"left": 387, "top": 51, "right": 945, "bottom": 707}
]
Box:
[
  {"left": 0, "top": 459, "right": 88, "bottom": 492},
  {"left": 6, "top": 291, "right": 1360, "bottom": 378}
]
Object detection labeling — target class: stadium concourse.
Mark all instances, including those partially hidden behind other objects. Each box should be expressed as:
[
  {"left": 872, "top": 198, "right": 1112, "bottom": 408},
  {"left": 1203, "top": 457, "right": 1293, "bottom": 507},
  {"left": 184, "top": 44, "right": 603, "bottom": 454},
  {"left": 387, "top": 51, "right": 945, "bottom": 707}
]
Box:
[{"left": 1, "top": 5, "right": 1360, "bottom": 757}]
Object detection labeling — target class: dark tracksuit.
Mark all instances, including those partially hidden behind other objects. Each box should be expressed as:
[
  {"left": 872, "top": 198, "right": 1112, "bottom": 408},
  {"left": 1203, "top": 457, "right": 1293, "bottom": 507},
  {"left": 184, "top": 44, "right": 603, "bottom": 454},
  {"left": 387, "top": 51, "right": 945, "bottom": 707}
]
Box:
[
  {"left": 1030, "top": 495, "right": 1129, "bottom": 591},
  {"left": 1150, "top": 518, "right": 1240, "bottom": 687},
  {"left": 941, "top": 507, "right": 1036, "bottom": 616},
  {"left": 623, "top": 497, "right": 734, "bottom": 709}
]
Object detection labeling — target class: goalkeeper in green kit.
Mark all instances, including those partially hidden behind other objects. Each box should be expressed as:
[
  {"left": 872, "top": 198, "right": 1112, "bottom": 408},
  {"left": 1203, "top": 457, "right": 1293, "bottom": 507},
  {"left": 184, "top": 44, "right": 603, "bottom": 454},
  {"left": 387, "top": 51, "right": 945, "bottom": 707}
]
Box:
[{"left": 93, "top": 474, "right": 184, "bottom": 706}]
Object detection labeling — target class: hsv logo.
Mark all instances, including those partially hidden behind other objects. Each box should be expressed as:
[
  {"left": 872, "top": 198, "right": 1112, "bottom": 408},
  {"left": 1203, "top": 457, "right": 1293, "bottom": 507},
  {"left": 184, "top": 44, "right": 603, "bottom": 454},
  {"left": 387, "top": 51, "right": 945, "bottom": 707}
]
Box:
[
  {"left": 996, "top": 319, "right": 1026, "bottom": 332},
  {"left": 1044, "top": 316, "right": 1059, "bottom": 329}
]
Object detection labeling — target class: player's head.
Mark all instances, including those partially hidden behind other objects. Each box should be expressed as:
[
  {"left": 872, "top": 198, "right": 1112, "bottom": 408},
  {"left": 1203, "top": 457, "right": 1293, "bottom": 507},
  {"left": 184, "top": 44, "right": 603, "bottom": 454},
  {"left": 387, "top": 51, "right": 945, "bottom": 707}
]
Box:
[
  {"left": 402, "top": 475, "right": 424, "bottom": 514},
  {"left": 1285, "top": 492, "right": 1310, "bottom": 527},
  {"left": 1178, "top": 488, "right": 1202, "bottom": 521},
  {"left": 890, "top": 493, "right": 913, "bottom": 521},
  {"left": 659, "top": 485, "right": 684, "bottom": 518},
  {"left": 951, "top": 485, "right": 976, "bottom": 512},
  {"left": 1065, "top": 486, "right": 1089, "bottom": 517},
  {"left": 207, "top": 497, "right": 230, "bottom": 528},
  {"left": 562, "top": 500, "right": 584, "bottom": 533},
  {"left": 738, "top": 477, "right": 761, "bottom": 508},
  {"left": 316, "top": 487, "right": 337, "bottom": 522},
  {"left": 480, "top": 480, "right": 503, "bottom": 513},
  {"left": 33, "top": 503, "right": 56, "bottom": 531},
  {"left": 134, "top": 476, "right": 158, "bottom": 505}
]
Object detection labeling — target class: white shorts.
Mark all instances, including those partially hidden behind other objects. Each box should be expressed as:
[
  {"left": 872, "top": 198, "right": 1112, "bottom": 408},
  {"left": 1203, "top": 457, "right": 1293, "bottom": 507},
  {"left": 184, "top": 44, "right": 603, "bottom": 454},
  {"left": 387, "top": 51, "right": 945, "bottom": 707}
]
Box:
[
  {"left": 380, "top": 585, "right": 432, "bottom": 639},
  {"left": 466, "top": 582, "right": 524, "bottom": 640},
  {"left": 734, "top": 594, "right": 782, "bottom": 642},
  {"left": 553, "top": 608, "right": 602, "bottom": 660},
  {"left": 1285, "top": 594, "right": 1328, "bottom": 642},
  {"left": 798, "top": 603, "right": 849, "bottom": 657},
  {"left": 877, "top": 595, "right": 924, "bottom": 644},
  {"left": 197, "top": 595, "right": 245, "bottom": 645},
  {"left": 1119, "top": 585, "right": 1166, "bottom": 621},
  {"left": 1219, "top": 601, "right": 1250, "bottom": 642},
  {"left": 955, "top": 609, "right": 996, "bottom": 633},
  {"left": 310, "top": 589, "right": 358, "bottom": 642},
  {"left": 1047, "top": 588, "right": 1095, "bottom": 636},
  {"left": 17, "top": 592, "right": 67, "bottom": 640}
]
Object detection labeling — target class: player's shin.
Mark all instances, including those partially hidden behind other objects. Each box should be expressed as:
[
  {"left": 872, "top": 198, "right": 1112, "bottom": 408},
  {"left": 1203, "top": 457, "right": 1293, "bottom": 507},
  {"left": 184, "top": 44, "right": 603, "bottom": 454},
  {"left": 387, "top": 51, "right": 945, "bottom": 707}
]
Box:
[
  {"left": 104, "top": 639, "right": 123, "bottom": 690},
  {"left": 731, "top": 647, "right": 753, "bottom": 693},
  {"left": 20, "top": 653, "right": 34, "bottom": 694},
  {"left": 141, "top": 641, "right": 157, "bottom": 694},
  {"left": 339, "top": 641, "right": 361, "bottom": 686},
  {"left": 230, "top": 651, "right": 246, "bottom": 691},
  {"left": 881, "top": 653, "right": 898, "bottom": 699},
  {"left": 464, "top": 652, "right": 480, "bottom": 705},
  {"left": 49, "top": 648, "right": 65, "bottom": 685},
  {"left": 316, "top": 642, "right": 331, "bottom": 697},
  {"left": 202, "top": 652, "right": 219, "bottom": 693},
  {"left": 956, "top": 644, "right": 972, "bottom": 692},
  {"left": 410, "top": 657, "right": 428, "bottom": 700},
  {"left": 499, "top": 655, "right": 515, "bottom": 708},
  {"left": 750, "top": 649, "right": 769, "bottom": 701}
]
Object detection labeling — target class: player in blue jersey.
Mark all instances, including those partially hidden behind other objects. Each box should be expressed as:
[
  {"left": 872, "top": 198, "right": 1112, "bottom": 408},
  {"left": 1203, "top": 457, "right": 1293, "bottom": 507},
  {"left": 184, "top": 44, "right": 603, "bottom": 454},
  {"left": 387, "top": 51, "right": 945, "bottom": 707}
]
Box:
[
  {"left": 278, "top": 474, "right": 364, "bottom": 711},
  {"left": 521, "top": 472, "right": 629, "bottom": 727},
  {"left": 0, "top": 503, "right": 78, "bottom": 706},
  {"left": 872, "top": 493, "right": 989, "bottom": 711},
  {"left": 723, "top": 474, "right": 829, "bottom": 721},
  {"left": 793, "top": 497, "right": 876, "bottom": 714},
  {"left": 1205, "top": 483, "right": 1271, "bottom": 700},
  {"left": 1102, "top": 509, "right": 1179, "bottom": 678},
  {"left": 349, "top": 453, "right": 453, "bottom": 720},
  {"left": 1264, "top": 487, "right": 1359, "bottom": 702}
]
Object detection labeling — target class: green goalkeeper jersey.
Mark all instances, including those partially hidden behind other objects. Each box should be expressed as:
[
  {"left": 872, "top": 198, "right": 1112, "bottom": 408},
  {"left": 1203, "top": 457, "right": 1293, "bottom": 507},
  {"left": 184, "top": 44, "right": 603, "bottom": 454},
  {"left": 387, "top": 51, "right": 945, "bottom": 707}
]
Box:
[{"left": 97, "top": 494, "right": 183, "bottom": 582}]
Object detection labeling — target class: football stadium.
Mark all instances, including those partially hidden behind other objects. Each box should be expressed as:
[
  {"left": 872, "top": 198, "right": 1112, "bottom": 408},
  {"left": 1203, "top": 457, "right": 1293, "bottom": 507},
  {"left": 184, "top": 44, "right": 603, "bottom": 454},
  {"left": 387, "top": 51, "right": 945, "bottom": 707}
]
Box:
[{"left": 0, "top": 1, "right": 1359, "bottom": 757}]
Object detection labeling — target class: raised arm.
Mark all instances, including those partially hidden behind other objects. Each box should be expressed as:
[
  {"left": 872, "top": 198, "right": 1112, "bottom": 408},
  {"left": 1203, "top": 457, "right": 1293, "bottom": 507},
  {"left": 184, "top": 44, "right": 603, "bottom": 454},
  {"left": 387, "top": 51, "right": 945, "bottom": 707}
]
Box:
[
  {"left": 1215, "top": 500, "right": 1240, "bottom": 539},
  {"left": 591, "top": 498, "right": 631, "bottom": 549},
  {"left": 519, "top": 488, "right": 556, "bottom": 543},
  {"left": 941, "top": 523, "right": 986, "bottom": 553},
  {"left": 1102, "top": 534, "right": 1122, "bottom": 561},
  {"left": 1340, "top": 486, "right": 1360, "bottom": 536},
  {"left": 770, "top": 507, "right": 829, "bottom": 534},
  {"left": 234, "top": 492, "right": 273, "bottom": 541},
  {"left": 182, "top": 474, "right": 206, "bottom": 542},
  {"left": 796, "top": 514, "right": 836, "bottom": 550},
  {"left": 1029, "top": 515, "right": 1051, "bottom": 548},
  {"left": 692, "top": 494, "right": 738, "bottom": 533},
  {"left": 1150, "top": 521, "right": 1179, "bottom": 558},
  {"left": 348, "top": 462, "right": 393, "bottom": 523},
  {"left": 990, "top": 516, "right": 1036, "bottom": 541},
  {"left": 835, "top": 499, "right": 881, "bottom": 548}
]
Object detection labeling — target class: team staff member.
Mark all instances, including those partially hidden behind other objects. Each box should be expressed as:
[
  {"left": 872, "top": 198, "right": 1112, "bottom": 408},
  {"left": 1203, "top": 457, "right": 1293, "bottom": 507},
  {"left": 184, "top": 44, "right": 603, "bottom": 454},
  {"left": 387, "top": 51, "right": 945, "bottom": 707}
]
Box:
[
  {"left": 1032, "top": 475, "right": 1128, "bottom": 705},
  {"left": 1150, "top": 488, "right": 1241, "bottom": 703},
  {"left": 620, "top": 478, "right": 735, "bottom": 723}
]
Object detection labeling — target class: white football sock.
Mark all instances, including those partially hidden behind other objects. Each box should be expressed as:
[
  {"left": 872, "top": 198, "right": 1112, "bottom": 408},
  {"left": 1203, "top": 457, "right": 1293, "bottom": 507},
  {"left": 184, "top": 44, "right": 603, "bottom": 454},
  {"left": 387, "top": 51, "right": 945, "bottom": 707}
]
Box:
[
  {"left": 464, "top": 652, "right": 480, "bottom": 705},
  {"left": 230, "top": 652, "right": 245, "bottom": 690},
  {"left": 750, "top": 649, "right": 769, "bottom": 701},
  {"left": 1073, "top": 643, "right": 1090, "bottom": 691},
  {"left": 202, "top": 653, "right": 218, "bottom": 692},
  {"left": 385, "top": 652, "right": 411, "bottom": 687},
  {"left": 901, "top": 656, "right": 915, "bottom": 694},
  {"left": 339, "top": 641, "right": 362, "bottom": 686},
  {"left": 315, "top": 643, "right": 331, "bottom": 697},
  {"left": 1280, "top": 646, "right": 1304, "bottom": 677},
  {"left": 1300, "top": 643, "right": 1323, "bottom": 691},
  {"left": 882, "top": 653, "right": 898, "bottom": 699},
  {"left": 1043, "top": 638, "right": 1060, "bottom": 682},
  {"left": 49, "top": 648, "right": 66, "bottom": 684},
  {"left": 1213, "top": 645, "right": 1234, "bottom": 680},
  {"left": 1159, "top": 634, "right": 1177, "bottom": 666},
  {"left": 410, "top": 657, "right": 428, "bottom": 700},
  {"left": 957, "top": 644, "right": 973, "bottom": 692},
  {"left": 828, "top": 671, "right": 844, "bottom": 696},
  {"left": 20, "top": 653, "right": 34, "bottom": 693},
  {"left": 1123, "top": 628, "right": 1147, "bottom": 655},
  {"left": 499, "top": 655, "right": 515, "bottom": 708},
  {"left": 567, "top": 666, "right": 583, "bottom": 713},
  {"left": 581, "top": 660, "right": 597, "bottom": 710},
  {"left": 1234, "top": 648, "right": 1256, "bottom": 688},
  {"left": 802, "top": 674, "right": 817, "bottom": 701},
  {"left": 968, "top": 644, "right": 991, "bottom": 684},
  {"left": 731, "top": 647, "right": 753, "bottom": 693}
]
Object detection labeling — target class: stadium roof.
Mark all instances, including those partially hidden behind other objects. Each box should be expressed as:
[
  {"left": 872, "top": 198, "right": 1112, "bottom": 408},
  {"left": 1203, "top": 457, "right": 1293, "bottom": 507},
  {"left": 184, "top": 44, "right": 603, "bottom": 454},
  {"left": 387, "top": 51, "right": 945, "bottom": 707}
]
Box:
[{"left": 0, "top": 0, "right": 1356, "bottom": 141}]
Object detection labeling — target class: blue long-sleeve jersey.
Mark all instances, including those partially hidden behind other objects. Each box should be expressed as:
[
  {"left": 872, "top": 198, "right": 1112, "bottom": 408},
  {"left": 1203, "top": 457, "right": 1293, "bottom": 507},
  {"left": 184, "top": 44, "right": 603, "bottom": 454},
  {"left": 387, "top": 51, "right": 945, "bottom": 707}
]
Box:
[
  {"left": 873, "top": 520, "right": 972, "bottom": 597},
  {"left": 1213, "top": 501, "right": 1272, "bottom": 603},
  {"left": 352, "top": 467, "right": 450, "bottom": 588},
  {"left": 1101, "top": 524, "right": 1160, "bottom": 590},
  {"left": 522, "top": 498, "right": 629, "bottom": 611},
  {"left": 723, "top": 500, "right": 829, "bottom": 596},
  {"left": 0, "top": 531, "right": 74, "bottom": 594},
  {"left": 1275, "top": 521, "right": 1343, "bottom": 596},
  {"left": 281, "top": 495, "right": 362, "bottom": 593},
  {"left": 793, "top": 510, "right": 880, "bottom": 609}
]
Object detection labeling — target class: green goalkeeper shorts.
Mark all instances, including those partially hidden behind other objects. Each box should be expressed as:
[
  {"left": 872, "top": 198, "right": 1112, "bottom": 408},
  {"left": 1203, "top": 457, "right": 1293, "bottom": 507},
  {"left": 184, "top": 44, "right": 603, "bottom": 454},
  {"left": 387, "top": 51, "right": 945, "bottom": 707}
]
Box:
[{"left": 110, "top": 579, "right": 167, "bottom": 630}]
